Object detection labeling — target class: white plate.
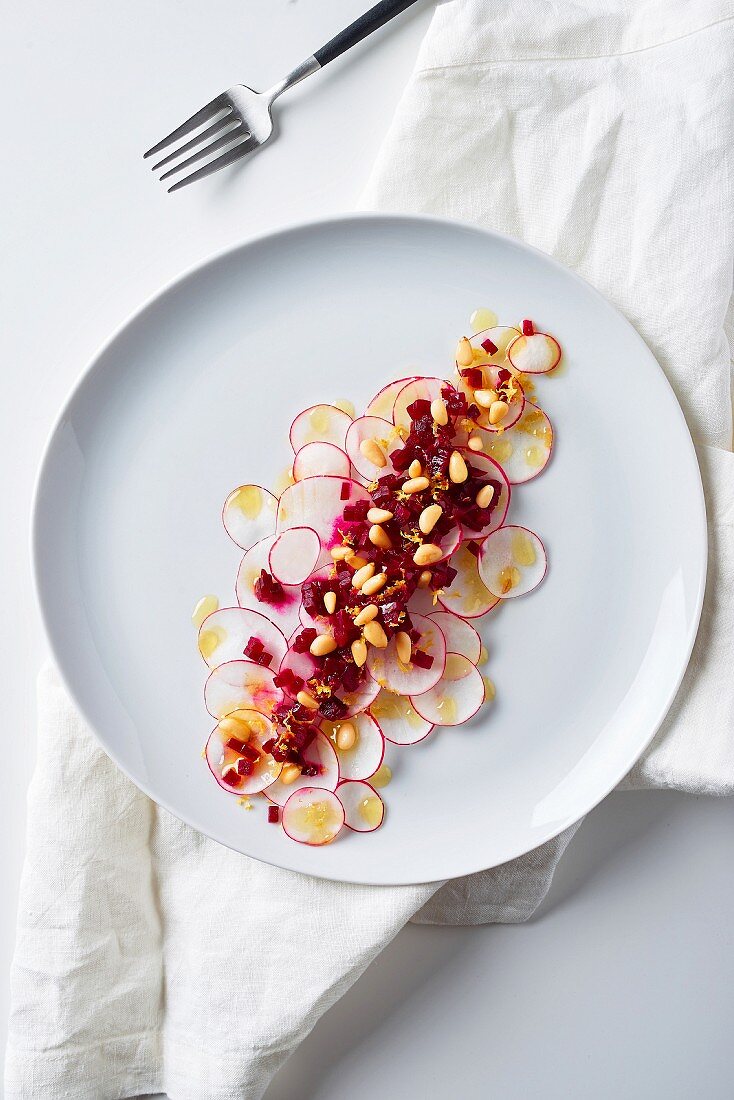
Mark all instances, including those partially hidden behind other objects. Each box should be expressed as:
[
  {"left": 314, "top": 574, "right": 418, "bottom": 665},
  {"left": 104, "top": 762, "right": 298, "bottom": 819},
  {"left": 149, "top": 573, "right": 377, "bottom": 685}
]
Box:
[{"left": 33, "top": 215, "right": 706, "bottom": 885}]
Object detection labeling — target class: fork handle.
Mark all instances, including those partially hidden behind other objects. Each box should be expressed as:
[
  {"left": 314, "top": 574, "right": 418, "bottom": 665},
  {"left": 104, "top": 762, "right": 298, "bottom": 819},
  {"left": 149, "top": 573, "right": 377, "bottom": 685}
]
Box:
[{"left": 313, "top": 0, "right": 420, "bottom": 68}]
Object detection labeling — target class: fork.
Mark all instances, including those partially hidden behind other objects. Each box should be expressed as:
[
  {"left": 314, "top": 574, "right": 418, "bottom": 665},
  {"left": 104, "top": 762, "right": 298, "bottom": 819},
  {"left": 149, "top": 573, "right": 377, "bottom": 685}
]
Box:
[{"left": 144, "top": 0, "right": 420, "bottom": 192}]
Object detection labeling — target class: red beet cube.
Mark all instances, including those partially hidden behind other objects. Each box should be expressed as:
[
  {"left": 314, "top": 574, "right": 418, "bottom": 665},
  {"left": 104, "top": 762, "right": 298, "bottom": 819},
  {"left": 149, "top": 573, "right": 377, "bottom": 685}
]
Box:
[
  {"left": 222, "top": 769, "right": 243, "bottom": 787},
  {"left": 225, "top": 737, "right": 246, "bottom": 753},
  {"left": 244, "top": 636, "right": 264, "bottom": 660},
  {"left": 481, "top": 337, "right": 498, "bottom": 355},
  {"left": 461, "top": 367, "right": 484, "bottom": 390},
  {"left": 412, "top": 649, "right": 434, "bottom": 670},
  {"left": 268, "top": 806, "right": 280, "bottom": 824},
  {"left": 241, "top": 742, "right": 260, "bottom": 762},
  {"left": 256, "top": 650, "right": 273, "bottom": 667},
  {"left": 522, "top": 319, "right": 534, "bottom": 336},
  {"left": 340, "top": 481, "right": 351, "bottom": 500},
  {"left": 236, "top": 758, "right": 254, "bottom": 776}
]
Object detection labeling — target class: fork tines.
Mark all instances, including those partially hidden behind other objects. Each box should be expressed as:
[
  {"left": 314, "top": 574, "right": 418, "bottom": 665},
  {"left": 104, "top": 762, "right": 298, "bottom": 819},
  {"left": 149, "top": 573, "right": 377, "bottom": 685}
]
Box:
[{"left": 144, "top": 94, "right": 256, "bottom": 192}]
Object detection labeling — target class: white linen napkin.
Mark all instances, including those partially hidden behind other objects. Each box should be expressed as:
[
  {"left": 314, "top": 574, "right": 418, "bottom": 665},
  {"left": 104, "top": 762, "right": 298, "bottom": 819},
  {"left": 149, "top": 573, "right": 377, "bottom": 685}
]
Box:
[{"left": 6, "top": 2, "right": 734, "bottom": 1096}]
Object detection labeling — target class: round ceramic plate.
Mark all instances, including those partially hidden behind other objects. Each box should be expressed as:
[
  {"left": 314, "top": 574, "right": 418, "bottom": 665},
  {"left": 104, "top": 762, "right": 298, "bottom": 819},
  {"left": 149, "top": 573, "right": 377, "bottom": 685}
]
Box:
[{"left": 33, "top": 215, "right": 706, "bottom": 885}]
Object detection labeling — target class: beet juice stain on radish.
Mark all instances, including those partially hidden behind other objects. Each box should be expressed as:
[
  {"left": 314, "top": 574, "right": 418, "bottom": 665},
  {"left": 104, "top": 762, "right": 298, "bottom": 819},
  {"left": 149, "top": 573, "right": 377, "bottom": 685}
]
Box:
[{"left": 196, "top": 313, "right": 560, "bottom": 846}]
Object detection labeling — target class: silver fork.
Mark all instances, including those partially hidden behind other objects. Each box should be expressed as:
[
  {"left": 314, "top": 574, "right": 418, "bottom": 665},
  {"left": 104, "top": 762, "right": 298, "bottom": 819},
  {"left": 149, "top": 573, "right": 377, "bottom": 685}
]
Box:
[{"left": 144, "top": 0, "right": 420, "bottom": 192}]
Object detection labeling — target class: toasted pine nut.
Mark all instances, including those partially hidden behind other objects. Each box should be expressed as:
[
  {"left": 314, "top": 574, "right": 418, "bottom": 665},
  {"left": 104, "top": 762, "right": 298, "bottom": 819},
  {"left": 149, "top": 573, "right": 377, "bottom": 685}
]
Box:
[
  {"left": 413, "top": 543, "right": 443, "bottom": 567},
  {"left": 330, "top": 545, "right": 353, "bottom": 561},
  {"left": 449, "top": 450, "right": 468, "bottom": 484},
  {"left": 336, "top": 721, "right": 357, "bottom": 751},
  {"left": 475, "top": 484, "right": 495, "bottom": 509},
  {"left": 369, "top": 524, "right": 392, "bottom": 549},
  {"left": 363, "top": 621, "right": 388, "bottom": 648},
  {"left": 351, "top": 636, "right": 368, "bottom": 667},
  {"left": 354, "top": 603, "right": 379, "bottom": 626},
  {"left": 296, "top": 690, "right": 319, "bottom": 710},
  {"left": 402, "top": 476, "right": 430, "bottom": 494},
  {"left": 456, "top": 336, "right": 474, "bottom": 366},
  {"left": 419, "top": 503, "right": 442, "bottom": 535},
  {"left": 218, "top": 715, "right": 251, "bottom": 741},
  {"left": 417, "top": 569, "right": 432, "bottom": 588},
  {"left": 280, "top": 763, "right": 301, "bottom": 786},
  {"left": 489, "top": 400, "right": 509, "bottom": 425},
  {"left": 474, "top": 388, "right": 498, "bottom": 409},
  {"left": 367, "top": 507, "right": 393, "bottom": 524},
  {"left": 395, "top": 631, "right": 412, "bottom": 665},
  {"left": 408, "top": 459, "right": 423, "bottom": 479},
  {"left": 361, "top": 571, "right": 387, "bottom": 596},
  {"left": 359, "top": 438, "right": 387, "bottom": 468},
  {"left": 348, "top": 555, "right": 368, "bottom": 571},
  {"left": 323, "top": 591, "right": 337, "bottom": 615},
  {"left": 352, "top": 562, "right": 375, "bottom": 589},
  {"left": 431, "top": 397, "right": 448, "bottom": 426},
  {"left": 310, "top": 634, "right": 337, "bottom": 657},
  {"left": 467, "top": 433, "right": 484, "bottom": 452}
]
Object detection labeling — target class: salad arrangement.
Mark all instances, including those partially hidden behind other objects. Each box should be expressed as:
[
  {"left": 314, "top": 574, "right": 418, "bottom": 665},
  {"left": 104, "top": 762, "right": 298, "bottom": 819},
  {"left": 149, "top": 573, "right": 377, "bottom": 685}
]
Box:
[{"left": 195, "top": 317, "right": 560, "bottom": 845}]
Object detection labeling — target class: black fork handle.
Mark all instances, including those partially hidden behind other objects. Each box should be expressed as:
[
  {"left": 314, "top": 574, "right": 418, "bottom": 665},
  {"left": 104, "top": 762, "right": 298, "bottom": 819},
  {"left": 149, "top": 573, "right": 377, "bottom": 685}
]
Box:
[{"left": 314, "top": 0, "right": 421, "bottom": 68}]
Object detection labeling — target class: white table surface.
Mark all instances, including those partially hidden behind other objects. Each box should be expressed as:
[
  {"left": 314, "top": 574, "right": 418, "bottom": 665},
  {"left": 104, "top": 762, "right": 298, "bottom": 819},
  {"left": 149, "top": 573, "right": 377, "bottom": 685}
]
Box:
[{"left": 1, "top": 2, "right": 732, "bottom": 1096}]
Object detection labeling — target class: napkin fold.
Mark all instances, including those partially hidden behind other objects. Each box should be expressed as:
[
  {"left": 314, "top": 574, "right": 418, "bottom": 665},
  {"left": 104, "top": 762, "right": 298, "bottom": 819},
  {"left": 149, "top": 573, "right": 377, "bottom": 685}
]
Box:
[{"left": 7, "top": 2, "right": 734, "bottom": 1097}]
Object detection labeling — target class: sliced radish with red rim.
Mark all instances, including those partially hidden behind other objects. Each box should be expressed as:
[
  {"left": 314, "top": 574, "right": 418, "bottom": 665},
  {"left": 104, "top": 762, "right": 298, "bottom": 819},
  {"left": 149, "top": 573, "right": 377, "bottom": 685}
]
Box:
[
  {"left": 276, "top": 476, "right": 372, "bottom": 565},
  {"left": 507, "top": 332, "right": 561, "bottom": 374},
  {"left": 366, "top": 612, "right": 446, "bottom": 696},
  {"left": 290, "top": 404, "right": 353, "bottom": 452},
  {"left": 265, "top": 731, "right": 339, "bottom": 807},
  {"left": 478, "top": 525, "right": 547, "bottom": 598},
  {"left": 468, "top": 326, "right": 521, "bottom": 363},
  {"left": 268, "top": 526, "right": 321, "bottom": 586},
  {"left": 236, "top": 534, "right": 303, "bottom": 638},
  {"left": 428, "top": 611, "right": 481, "bottom": 665},
  {"left": 222, "top": 485, "right": 278, "bottom": 550},
  {"left": 205, "top": 709, "right": 282, "bottom": 794},
  {"left": 481, "top": 405, "right": 553, "bottom": 484},
  {"left": 366, "top": 376, "right": 418, "bottom": 420},
  {"left": 198, "top": 607, "right": 288, "bottom": 670},
  {"left": 370, "top": 689, "right": 434, "bottom": 745},
  {"left": 281, "top": 787, "right": 344, "bottom": 845},
  {"left": 328, "top": 712, "right": 384, "bottom": 781},
  {"left": 293, "top": 441, "right": 351, "bottom": 481},
  {"left": 392, "top": 377, "right": 448, "bottom": 431},
  {"left": 411, "top": 653, "right": 485, "bottom": 726},
  {"left": 437, "top": 544, "right": 499, "bottom": 619},
  {"left": 338, "top": 781, "right": 385, "bottom": 832},
  {"left": 204, "top": 660, "right": 281, "bottom": 720},
  {"left": 345, "top": 415, "right": 398, "bottom": 482}
]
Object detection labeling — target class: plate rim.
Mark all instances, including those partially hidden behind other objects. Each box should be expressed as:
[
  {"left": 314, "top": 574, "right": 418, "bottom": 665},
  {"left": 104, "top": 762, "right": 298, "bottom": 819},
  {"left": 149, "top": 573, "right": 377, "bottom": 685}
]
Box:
[{"left": 31, "top": 211, "right": 708, "bottom": 885}]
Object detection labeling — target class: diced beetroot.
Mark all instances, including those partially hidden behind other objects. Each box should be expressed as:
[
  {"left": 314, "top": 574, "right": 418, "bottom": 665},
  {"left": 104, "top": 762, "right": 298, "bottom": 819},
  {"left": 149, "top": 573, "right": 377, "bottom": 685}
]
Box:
[
  {"left": 391, "top": 447, "right": 412, "bottom": 471},
  {"left": 253, "top": 569, "right": 284, "bottom": 604},
  {"left": 255, "top": 649, "right": 274, "bottom": 667},
  {"left": 243, "top": 636, "right": 264, "bottom": 660},
  {"left": 222, "top": 769, "right": 243, "bottom": 787},
  {"left": 443, "top": 386, "right": 467, "bottom": 417},
  {"left": 268, "top": 805, "right": 280, "bottom": 824},
  {"left": 522, "top": 318, "right": 534, "bottom": 336},
  {"left": 319, "top": 695, "right": 348, "bottom": 720},
  {"left": 407, "top": 398, "right": 431, "bottom": 419},
  {"left": 343, "top": 499, "right": 369, "bottom": 521},
  {"left": 262, "top": 737, "right": 276, "bottom": 754},
  {"left": 466, "top": 540, "right": 481, "bottom": 558},
  {"left": 340, "top": 482, "right": 351, "bottom": 500},
  {"left": 293, "top": 628, "right": 317, "bottom": 653},
  {"left": 461, "top": 367, "right": 483, "bottom": 390},
  {"left": 332, "top": 609, "right": 358, "bottom": 648},
  {"left": 236, "top": 758, "right": 254, "bottom": 776},
  {"left": 481, "top": 337, "right": 498, "bottom": 355},
  {"left": 411, "top": 648, "right": 434, "bottom": 670},
  {"left": 241, "top": 742, "right": 260, "bottom": 762},
  {"left": 301, "top": 763, "right": 320, "bottom": 778},
  {"left": 225, "top": 737, "right": 246, "bottom": 753},
  {"left": 341, "top": 663, "right": 362, "bottom": 692}
]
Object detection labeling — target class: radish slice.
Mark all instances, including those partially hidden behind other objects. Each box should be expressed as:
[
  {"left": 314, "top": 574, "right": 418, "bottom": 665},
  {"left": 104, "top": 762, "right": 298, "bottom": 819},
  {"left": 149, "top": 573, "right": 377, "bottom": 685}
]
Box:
[
  {"left": 222, "top": 485, "right": 278, "bottom": 551},
  {"left": 266, "top": 732, "right": 339, "bottom": 807},
  {"left": 338, "top": 781, "right": 384, "bottom": 832},
  {"left": 236, "top": 534, "right": 303, "bottom": 638},
  {"left": 478, "top": 525, "right": 547, "bottom": 598},
  {"left": 198, "top": 607, "right": 288, "bottom": 670},
  {"left": 366, "top": 376, "right": 417, "bottom": 420},
  {"left": 428, "top": 611, "right": 481, "bottom": 665},
  {"left": 460, "top": 449, "right": 510, "bottom": 539},
  {"left": 290, "top": 404, "right": 353, "bottom": 452},
  {"left": 481, "top": 404, "right": 554, "bottom": 484},
  {"left": 205, "top": 709, "right": 282, "bottom": 794},
  {"left": 370, "top": 689, "right": 434, "bottom": 745},
  {"left": 468, "top": 326, "right": 521, "bottom": 363},
  {"left": 366, "top": 613, "right": 446, "bottom": 696},
  {"left": 327, "top": 712, "right": 384, "bottom": 781},
  {"left": 507, "top": 332, "right": 561, "bottom": 374},
  {"left": 293, "top": 441, "right": 351, "bottom": 481},
  {"left": 437, "top": 544, "right": 499, "bottom": 619},
  {"left": 411, "top": 653, "right": 485, "bottom": 726},
  {"left": 204, "top": 660, "right": 281, "bottom": 719},
  {"left": 345, "top": 415, "right": 398, "bottom": 482},
  {"left": 393, "top": 377, "right": 448, "bottom": 431},
  {"left": 279, "top": 642, "right": 380, "bottom": 719},
  {"left": 282, "top": 787, "right": 344, "bottom": 845},
  {"left": 276, "top": 476, "right": 372, "bottom": 564},
  {"left": 268, "top": 526, "right": 320, "bottom": 586},
  {"left": 476, "top": 365, "right": 525, "bottom": 432}
]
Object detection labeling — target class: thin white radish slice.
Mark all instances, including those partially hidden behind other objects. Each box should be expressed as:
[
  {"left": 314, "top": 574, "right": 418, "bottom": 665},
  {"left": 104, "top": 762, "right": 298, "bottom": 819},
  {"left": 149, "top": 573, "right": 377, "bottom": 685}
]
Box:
[
  {"left": 198, "top": 607, "right": 288, "bottom": 670},
  {"left": 392, "top": 377, "right": 448, "bottom": 431},
  {"left": 366, "top": 376, "right": 418, "bottom": 420},
  {"left": 428, "top": 611, "right": 481, "bottom": 665},
  {"left": 265, "top": 732, "right": 339, "bottom": 807},
  {"left": 437, "top": 544, "right": 499, "bottom": 619},
  {"left": 282, "top": 787, "right": 344, "bottom": 845},
  {"left": 366, "top": 613, "right": 446, "bottom": 696},
  {"left": 411, "top": 652, "right": 485, "bottom": 726},
  {"left": 478, "top": 525, "right": 547, "bottom": 598},
  {"left": 345, "top": 415, "right": 398, "bottom": 482},
  {"left": 268, "top": 526, "right": 320, "bottom": 586},
  {"left": 460, "top": 449, "right": 510, "bottom": 539},
  {"left": 370, "top": 689, "right": 434, "bottom": 745},
  {"left": 204, "top": 660, "right": 281, "bottom": 719},
  {"left": 293, "top": 441, "right": 351, "bottom": 481},
  {"left": 276, "top": 476, "right": 371, "bottom": 564},
  {"left": 338, "top": 780, "right": 384, "bottom": 832},
  {"left": 468, "top": 326, "right": 521, "bottom": 362},
  {"left": 290, "top": 404, "right": 353, "bottom": 453},
  {"left": 222, "top": 485, "right": 278, "bottom": 551},
  {"left": 205, "top": 709, "right": 283, "bottom": 795},
  {"left": 481, "top": 404, "right": 554, "bottom": 484},
  {"left": 507, "top": 332, "right": 561, "bottom": 374},
  {"left": 327, "top": 712, "right": 384, "bottom": 781},
  {"left": 236, "top": 534, "right": 303, "bottom": 638}
]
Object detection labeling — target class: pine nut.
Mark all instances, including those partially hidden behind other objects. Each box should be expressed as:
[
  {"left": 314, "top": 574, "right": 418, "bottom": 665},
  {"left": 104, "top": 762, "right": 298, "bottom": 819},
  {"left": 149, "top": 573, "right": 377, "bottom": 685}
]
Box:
[
  {"left": 280, "top": 763, "right": 301, "bottom": 785},
  {"left": 489, "top": 400, "right": 509, "bottom": 425},
  {"left": 456, "top": 336, "right": 474, "bottom": 366},
  {"left": 354, "top": 604, "right": 379, "bottom": 626},
  {"left": 323, "top": 590, "right": 337, "bottom": 615},
  {"left": 330, "top": 545, "right": 353, "bottom": 561},
  {"left": 296, "top": 690, "right": 319, "bottom": 710},
  {"left": 363, "top": 620, "right": 388, "bottom": 648},
  {"left": 369, "top": 524, "right": 392, "bottom": 549},
  {"left": 474, "top": 388, "right": 498, "bottom": 409},
  {"left": 367, "top": 507, "right": 393, "bottom": 524},
  {"left": 359, "top": 438, "right": 387, "bottom": 468},
  {"left": 310, "top": 634, "right": 337, "bottom": 657},
  {"left": 395, "top": 631, "right": 412, "bottom": 665},
  {"left": 352, "top": 562, "right": 375, "bottom": 589},
  {"left": 467, "top": 434, "right": 484, "bottom": 452},
  {"left": 419, "top": 503, "right": 442, "bottom": 535},
  {"left": 431, "top": 397, "right": 448, "bottom": 426},
  {"left": 336, "top": 721, "right": 357, "bottom": 751},
  {"left": 413, "top": 543, "right": 443, "bottom": 567},
  {"left": 402, "top": 476, "right": 430, "bottom": 494},
  {"left": 348, "top": 555, "right": 368, "bottom": 571},
  {"left": 475, "top": 484, "right": 495, "bottom": 509},
  {"left": 449, "top": 450, "right": 468, "bottom": 483},
  {"left": 408, "top": 459, "right": 423, "bottom": 479},
  {"left": 417, "top": 569, "right": 432, "bottom": 588},
  {"left": 218, "top": 715, "right": 251, "bottom": 741},
  {"left": 361, "top": 571, "right": 387, "bottom": 596},
  {"left": 351, "top": 637, "right": 368, "bottom": 667}
]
